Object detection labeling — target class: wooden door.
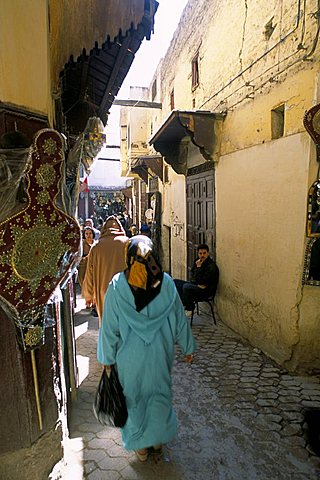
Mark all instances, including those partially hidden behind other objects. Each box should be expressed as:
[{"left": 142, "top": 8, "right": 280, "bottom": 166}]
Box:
[{"left": 186, "top": 166, "right": 215, "bottom": 277}]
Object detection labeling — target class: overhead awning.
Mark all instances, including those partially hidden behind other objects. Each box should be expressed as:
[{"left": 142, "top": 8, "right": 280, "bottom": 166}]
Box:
[
  {"left": 149, "top": 110, "right": 225, "bottom": 175},
  {"left": 131, "top": 155, "right": 163, "bottom": 183},
  {"left": 55, "top": 1, "right": 158, "bottom": 134}
]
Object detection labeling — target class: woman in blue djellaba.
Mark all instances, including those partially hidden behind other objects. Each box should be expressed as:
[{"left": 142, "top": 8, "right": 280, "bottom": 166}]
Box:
[{"left": 97, "top": 235, "right": 196, "bottom": 462}]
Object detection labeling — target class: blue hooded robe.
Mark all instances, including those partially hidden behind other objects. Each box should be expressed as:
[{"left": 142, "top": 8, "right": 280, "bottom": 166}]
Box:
[{"left": 97, "top": 271, "right": 196, "bottom": 451}]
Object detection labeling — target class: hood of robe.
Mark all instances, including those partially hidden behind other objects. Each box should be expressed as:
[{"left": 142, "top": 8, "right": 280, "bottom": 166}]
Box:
[
  {"left": 100, "top": 215, "right": 126, "bottom": 238},
  {"left": 112, "top": 272, "right": 177, "bottom": 344}
]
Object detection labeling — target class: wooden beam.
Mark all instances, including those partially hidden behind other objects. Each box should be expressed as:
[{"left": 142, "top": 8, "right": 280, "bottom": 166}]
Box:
[
  {"left": 98, "top": 36, "right": 134, "bottom": 117},
  {"left": 113, "top": 99, "right": 162, "bottom": 109}
]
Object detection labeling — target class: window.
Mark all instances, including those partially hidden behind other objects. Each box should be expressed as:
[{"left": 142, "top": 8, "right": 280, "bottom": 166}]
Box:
[
  {"left": 264, "top": 17, "right": 276, "bottom": 40},
  {"left": 151, "top": 79, "right": 157, "bottom": 101},
  {"left": 306, "top": 180, "right": 320, "bottom": 237},
  {"left": 127, "top": 125, "right": 131, "bottom": 149},
  {"left": 303, "top": 238, "right": 320, "bottom": 286},
  {"left": 164, "top": 165, "right": 169, "bottom": 183},
  {"left": 120, "top": 124, "right": 127, "bottom": 142},
  {"left": 170, "top": 89, "right": 175, "bottom": 110},
  {"left": 271, "top": 104, "right": 285, "bottom": 139},
  {"left": 192, "top": 54, "right": 199, "bottom": 89}
]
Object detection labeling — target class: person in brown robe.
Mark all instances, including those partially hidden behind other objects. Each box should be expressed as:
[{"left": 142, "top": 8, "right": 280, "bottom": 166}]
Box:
[{"left": 82, "top": 215, "right": 128, "bottom": 322}]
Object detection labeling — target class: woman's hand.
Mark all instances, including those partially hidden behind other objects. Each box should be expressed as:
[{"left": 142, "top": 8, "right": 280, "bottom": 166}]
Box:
[{"left": 103, "top": 364, "right": 113, "bottom": 377}]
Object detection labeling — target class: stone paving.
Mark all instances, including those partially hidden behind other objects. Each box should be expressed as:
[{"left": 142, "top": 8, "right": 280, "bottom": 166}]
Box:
[{"left": 54, "top": 300, "right": 320, "bottom": 479}]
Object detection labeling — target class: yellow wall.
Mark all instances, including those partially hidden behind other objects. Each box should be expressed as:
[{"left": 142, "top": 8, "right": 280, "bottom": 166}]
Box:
[
  {"left": 215, "top": 132, "right": 320, "bottom": 370},
  {"left": 0, "top": 1, "right": 49, "bottom": 115},
  {"left": 1, "top": 0, "right": 152, "bottom": 124},
  {"left": 220, "top": 70, "right": 317, "bottom": 155},
  {"left": 162, "top": 171, "right": 187, "bottom": 278},
  {"left": 117, "top": 0, "right": 320, "bottom": 371},
  {"left": 144, "top": 0, "right": 320, "bottom": 372}
]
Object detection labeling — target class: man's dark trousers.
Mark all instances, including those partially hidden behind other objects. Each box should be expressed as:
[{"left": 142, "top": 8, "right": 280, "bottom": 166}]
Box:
[{"left": 174, "top": 279, "right": 211, "bottom": 311}]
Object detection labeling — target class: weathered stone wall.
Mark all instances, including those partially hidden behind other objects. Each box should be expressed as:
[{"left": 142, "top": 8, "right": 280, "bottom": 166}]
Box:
[
  {"left": 215, "top": 132, "right": 317, "bottom": 368},
  {"left": 159, "top": 0, "right": 318, "bottom": 136},
  {"left": 147, "top": 0, "right": 320, "bottom": 372},
  {"left": 162, "top": 171, "right": 188, "bottom": 279}
]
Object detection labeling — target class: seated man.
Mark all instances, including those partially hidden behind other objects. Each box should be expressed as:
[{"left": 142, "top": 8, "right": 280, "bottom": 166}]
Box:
[{"left": 174, "top": 244, "right": 219, "bottom": 315}]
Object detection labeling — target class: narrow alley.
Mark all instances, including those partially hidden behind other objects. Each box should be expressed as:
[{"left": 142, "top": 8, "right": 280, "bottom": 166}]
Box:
[
  {"left": 3, "top": 2, "right": 320, "bottom": 479},
  {"left": 55, "top": 298, "right": 320, "bottom": 480}
]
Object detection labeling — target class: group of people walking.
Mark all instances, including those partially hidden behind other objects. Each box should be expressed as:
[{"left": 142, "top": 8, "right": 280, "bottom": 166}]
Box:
[{"left": 76, "top": 215, "right": 218, "bottom": 462}]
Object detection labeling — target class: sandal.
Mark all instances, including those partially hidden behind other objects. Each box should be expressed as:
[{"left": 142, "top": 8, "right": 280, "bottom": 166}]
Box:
[
  {"left": 153, "top": 444, "right": 163, "bottom": 455},
  {"left": 136, "top": 448, "right": 148, "bottom": 462}
]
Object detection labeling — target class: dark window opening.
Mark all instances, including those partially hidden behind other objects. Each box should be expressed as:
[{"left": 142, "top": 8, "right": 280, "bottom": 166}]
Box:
[
  {"left": 192, "top": 55, "right": 199, "bottom": 89},
  {"left": 303, "top": 238, "right": 320, "bottom": 286},
  {"left": 164, "top": 165, "right": 169, "bottom": 183},
  {"left": 152, "top": 79, "right": 157, "bottom": 101},
  {"left": 127, "top": 125, "right": 131, "bottom": 149},
  {"left": 264, "top": 17, "right": 276, "bottom": 40},
  {"left": 309, "top": 239, "right": 320, "bottom": 281},
  {"left": 170, "top": 89, "right": 175, "bottom": 110},
  {"left": 271, "top": 104, "right": 285, "bottom": 139}
]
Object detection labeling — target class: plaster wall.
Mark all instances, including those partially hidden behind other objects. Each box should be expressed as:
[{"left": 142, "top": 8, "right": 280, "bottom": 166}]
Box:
[
  {"left": 215, "top": 132, "right": 320, "bottom": 371},
  {"left": 120, "top": 109, "right": 129, "bottom": 176},
  {"left": 158, "top": 0, "right": 319, "bottom": 126},
  {"left": 145, "top": 0, "right": 320, "bottom": 372},
  {"left": 0, "top": 1, "right": 49, "bottom": 115},
  {"left": 120, "top": 0, "right": 320, "bottom": 371},
  {"left": 147, "top": 68, "right": 162, "bottom": 145},
  {"left": 220, "top": 69, "right": 317, "bottom": 155},
  {"left": 162, "top": 170, "right": 187, "bottom": 279},
  {"left": 128, "top": 87, "right": 149, "bottom": 143},
  {"left": 120, "top": 87, "right": 150, "bottom": 176}
]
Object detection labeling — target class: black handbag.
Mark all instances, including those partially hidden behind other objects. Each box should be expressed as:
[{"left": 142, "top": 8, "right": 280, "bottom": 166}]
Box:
[{"left": 93, "top": 366, "right": 128, "bottom": 428}]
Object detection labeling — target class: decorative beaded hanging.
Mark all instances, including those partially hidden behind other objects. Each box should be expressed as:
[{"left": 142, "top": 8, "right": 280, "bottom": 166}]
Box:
[{"left": 0, "top": 129, "right": 81, "bottom": 349}]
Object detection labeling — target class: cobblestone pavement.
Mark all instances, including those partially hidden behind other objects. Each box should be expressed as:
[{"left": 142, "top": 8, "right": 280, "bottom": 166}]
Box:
[{"left": 55, "top": 300, "right": 320, "bottom": 480}]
